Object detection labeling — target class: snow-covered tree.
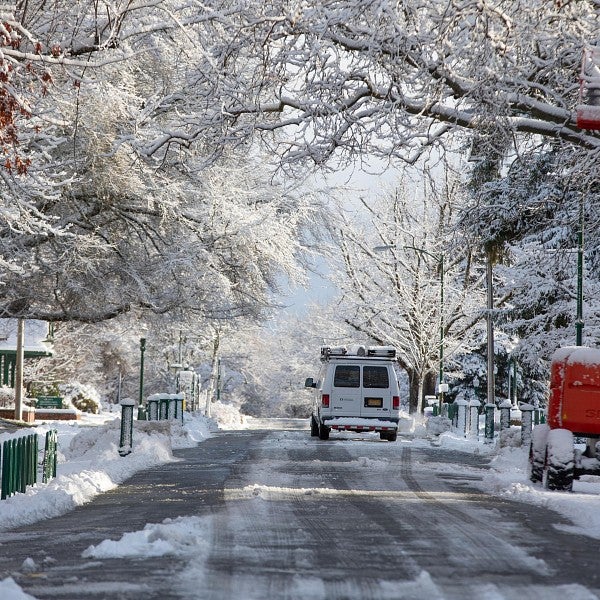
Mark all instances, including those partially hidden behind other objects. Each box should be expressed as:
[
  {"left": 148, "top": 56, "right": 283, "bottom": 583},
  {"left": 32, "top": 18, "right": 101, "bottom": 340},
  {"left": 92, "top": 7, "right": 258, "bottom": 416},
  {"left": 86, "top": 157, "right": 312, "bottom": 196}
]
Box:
[
  {"left": 4, "top": 1, "right": 600, "bottom": 407},
  {"left": 330, "top": 174, "right": 485, "bottom": 412},
  {"left": 0, "top": 4, "right": 328, "bottom": 324},
  {"left": 2, "top": 2, "right": 597, "bottom": 324},
  {"left": 0, "top": 144, "right": 320, "bottom": 322},
  {"left": 212, "top": 1, "right": 600, "bottom": 170},
  {"left": 458, "top": 147, "right": 600, "bottom": 405}
]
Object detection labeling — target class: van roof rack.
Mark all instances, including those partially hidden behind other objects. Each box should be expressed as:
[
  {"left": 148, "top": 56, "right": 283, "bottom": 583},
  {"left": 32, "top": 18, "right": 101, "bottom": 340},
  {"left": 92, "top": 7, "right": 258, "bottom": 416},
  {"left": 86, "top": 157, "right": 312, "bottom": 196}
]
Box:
[{"left": 320, "top": 345, "right": 396, "bottom": 360}]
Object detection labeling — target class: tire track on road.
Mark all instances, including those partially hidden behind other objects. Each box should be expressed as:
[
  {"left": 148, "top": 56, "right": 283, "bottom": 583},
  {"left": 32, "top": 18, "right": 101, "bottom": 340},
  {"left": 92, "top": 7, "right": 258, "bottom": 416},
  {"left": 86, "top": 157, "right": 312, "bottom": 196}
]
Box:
[{"left": 286, "top": 442, "right": 420, "bottom": 599}]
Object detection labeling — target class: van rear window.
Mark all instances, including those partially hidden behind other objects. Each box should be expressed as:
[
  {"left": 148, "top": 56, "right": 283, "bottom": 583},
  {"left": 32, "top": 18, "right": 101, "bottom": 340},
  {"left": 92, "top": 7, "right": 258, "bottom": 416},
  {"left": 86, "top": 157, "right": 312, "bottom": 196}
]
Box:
[
  {"left": 334, "top": 365, "right": 360, "bottom": 388},
  {"left": 363, "top": 366, "right": 389, "bottom": 388}
]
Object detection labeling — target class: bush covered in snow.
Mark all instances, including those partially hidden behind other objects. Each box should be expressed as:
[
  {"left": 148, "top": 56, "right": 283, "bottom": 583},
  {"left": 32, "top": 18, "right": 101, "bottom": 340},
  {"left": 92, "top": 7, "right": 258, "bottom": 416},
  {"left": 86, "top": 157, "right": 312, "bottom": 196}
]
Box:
[{"left": 60, "top": 381, "right": 102, "bottom": 413}]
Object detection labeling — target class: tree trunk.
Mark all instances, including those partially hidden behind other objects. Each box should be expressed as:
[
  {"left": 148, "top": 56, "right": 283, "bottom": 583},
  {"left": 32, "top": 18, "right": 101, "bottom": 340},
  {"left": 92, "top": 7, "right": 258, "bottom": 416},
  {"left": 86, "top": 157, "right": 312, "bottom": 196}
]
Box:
[
  {"left": 417, "top": 377, "right": 424, "bottom": 414},
  {"left": 424, "top": 371, "right": 437, "bottom": 397},
  {"left": 407, "top": 369, "right": 420, "bottom": 413},
  {"left": 407, "top": 369, "right": 438, "bottom": 413},
  {"left": 206, "top": 330, "right": 220, "bottom": 417}
]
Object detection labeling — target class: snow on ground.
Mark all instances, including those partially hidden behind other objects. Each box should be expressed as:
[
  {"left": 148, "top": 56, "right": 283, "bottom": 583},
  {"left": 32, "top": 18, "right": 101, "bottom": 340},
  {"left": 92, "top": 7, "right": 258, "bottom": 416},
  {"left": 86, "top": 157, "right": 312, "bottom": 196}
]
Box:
[{"left": 2, "top": 408, "right": 600, "bottom": 599}]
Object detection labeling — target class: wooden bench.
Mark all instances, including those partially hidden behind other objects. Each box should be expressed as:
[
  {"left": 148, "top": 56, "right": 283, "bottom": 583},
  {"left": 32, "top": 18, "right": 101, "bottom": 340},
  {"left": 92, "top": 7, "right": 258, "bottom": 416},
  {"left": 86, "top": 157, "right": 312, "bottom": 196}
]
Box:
[{"left": 36, "top": 396, "right": 64, "bottom": 409}]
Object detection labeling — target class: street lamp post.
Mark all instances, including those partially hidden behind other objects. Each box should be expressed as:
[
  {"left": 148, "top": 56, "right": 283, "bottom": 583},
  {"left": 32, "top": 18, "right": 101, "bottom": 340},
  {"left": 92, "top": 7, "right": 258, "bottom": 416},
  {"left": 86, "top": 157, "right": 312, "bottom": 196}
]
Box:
[
  {"left": 437, "top": 254, "right": 446, "bottom": 414},
  {"left": 14, "top": 318, "right": 24, "bottom": 422},
  {"left": 576, "top": 196, "right": 585, "bottom": 346},
  {"left": 138, "top": 337, "right": 146, "bottom": 419},
  {"left": 115, "top": 361, "right": 122, "bottom": 406},
  {"left": 485, "top": 251, "right": 495, "bottom": 443}
]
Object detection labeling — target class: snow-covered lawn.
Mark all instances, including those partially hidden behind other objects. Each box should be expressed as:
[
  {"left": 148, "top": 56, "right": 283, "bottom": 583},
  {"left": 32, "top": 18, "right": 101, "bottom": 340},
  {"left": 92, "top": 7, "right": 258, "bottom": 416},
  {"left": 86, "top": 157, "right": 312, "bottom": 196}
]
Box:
[{"left": 2, "top": 409, "right": 600, "bottom": 599}]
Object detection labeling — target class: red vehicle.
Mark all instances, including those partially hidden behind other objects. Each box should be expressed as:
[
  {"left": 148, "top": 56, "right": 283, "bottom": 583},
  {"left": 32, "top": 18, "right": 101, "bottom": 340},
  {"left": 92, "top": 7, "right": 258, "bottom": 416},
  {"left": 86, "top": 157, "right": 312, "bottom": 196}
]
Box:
[{"left": 530, "top": 346, "right": 600, "bottom": 491}]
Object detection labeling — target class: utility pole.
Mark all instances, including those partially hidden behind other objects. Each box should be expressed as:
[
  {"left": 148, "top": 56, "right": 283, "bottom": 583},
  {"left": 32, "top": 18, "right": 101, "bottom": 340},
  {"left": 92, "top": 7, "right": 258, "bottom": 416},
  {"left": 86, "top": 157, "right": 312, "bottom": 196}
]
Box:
[
  {"left": 14, "top": 318, "right": 24, "bottom": 422},
  {"left": 576, "top": 195, "right": 584, "bottom": 346},
  {"left": 485, "top": 253, "right": 495, "bottom": 442},
  {"left": 437, "top": 254, "right": 447, "bottom": 414},
  {"left": 138, "top": 337, "right": 146, "bottom": 406}
]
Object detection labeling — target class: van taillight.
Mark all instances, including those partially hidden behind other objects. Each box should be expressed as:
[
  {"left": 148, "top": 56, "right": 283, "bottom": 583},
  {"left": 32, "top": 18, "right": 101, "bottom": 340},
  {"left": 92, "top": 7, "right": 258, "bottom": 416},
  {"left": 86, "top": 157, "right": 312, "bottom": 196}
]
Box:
[
  {"left": 392, "top": 396, "right": 400, "bottom": 409},
  {"left": 322, "top": 394, "right": 330, "bottom": 407}
]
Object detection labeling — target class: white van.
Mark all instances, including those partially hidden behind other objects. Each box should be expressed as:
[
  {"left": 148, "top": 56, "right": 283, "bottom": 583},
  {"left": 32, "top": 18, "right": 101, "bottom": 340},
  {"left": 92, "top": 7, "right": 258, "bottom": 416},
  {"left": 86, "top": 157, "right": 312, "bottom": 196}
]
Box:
[{"left": 305, "top": 345, "right": 401, "bottom": 441}]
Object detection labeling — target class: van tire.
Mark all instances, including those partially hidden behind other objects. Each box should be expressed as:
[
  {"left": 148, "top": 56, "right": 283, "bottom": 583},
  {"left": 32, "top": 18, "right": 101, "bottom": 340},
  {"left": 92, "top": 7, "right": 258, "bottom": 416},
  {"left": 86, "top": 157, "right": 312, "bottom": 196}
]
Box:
[
  {"left": 387, "top": 431, "right": 397, "bottom": 442},
  {"left": 310, "top": 416, "right": 319, "bottom": 437},
  {"left": 318, "top": 422, "right": 330, "bottom": 440}
]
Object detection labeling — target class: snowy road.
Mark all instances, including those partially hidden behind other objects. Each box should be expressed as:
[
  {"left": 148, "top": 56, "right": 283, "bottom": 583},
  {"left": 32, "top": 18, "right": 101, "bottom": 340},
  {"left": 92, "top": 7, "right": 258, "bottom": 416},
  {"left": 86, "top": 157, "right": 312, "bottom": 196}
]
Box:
[{"left": 2, "top": 425, "right": 600, "bottom": 599}]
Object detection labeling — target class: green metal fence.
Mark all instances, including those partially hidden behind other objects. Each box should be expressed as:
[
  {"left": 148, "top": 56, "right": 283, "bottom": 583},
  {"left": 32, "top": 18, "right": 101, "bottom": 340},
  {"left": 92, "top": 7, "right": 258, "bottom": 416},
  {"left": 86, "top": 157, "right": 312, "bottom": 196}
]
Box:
[{"left": 0, "top": 429, "right": 58, "bottom": 500}]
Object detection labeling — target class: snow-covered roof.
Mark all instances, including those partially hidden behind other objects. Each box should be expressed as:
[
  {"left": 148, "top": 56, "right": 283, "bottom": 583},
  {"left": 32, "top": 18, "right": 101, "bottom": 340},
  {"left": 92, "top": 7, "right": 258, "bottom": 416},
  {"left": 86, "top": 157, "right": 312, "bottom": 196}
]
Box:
[
  {"left": 0, "top": 319, "right": 53, "bottom": 355},
  {"left": 552, "top": 345, "right": 600, "bottom": 367}
]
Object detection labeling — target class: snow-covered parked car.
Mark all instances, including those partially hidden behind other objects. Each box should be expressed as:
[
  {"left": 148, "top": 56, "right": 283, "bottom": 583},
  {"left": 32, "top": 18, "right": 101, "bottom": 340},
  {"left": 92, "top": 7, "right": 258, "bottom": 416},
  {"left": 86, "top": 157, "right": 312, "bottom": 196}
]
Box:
[{"left": 305, "top": 345, "right": 401, "bottom": 441}]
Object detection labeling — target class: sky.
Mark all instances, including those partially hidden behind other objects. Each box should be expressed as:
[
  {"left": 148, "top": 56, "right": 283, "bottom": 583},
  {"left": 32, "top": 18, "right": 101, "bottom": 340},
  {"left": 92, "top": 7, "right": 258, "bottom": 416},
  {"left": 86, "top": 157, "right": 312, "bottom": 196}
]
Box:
[{"left": 3, "top": 406, "right": 600, "bottom": 599}]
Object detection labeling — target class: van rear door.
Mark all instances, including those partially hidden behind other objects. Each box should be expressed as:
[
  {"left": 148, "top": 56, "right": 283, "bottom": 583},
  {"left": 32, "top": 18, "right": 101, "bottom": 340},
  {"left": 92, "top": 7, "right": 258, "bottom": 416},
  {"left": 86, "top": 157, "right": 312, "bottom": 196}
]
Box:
[
  {"left": 360, "top": 364, "right": 392, "bottom": 418},
  {"left": 330, "top": 363, "right": 362, "bottom": 415}
]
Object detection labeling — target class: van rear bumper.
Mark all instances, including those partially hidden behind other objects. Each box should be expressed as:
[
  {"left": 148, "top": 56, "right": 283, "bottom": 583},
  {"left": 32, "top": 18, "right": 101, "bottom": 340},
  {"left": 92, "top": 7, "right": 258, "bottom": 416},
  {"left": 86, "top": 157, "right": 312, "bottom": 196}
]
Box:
[{"left": 322, "top": 417, "right": 399, "bottom": 432}]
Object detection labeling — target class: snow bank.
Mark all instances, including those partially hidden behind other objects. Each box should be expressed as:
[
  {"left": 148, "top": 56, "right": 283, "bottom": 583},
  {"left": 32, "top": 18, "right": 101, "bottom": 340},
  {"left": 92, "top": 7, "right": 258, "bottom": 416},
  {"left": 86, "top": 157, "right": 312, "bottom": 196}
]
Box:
[
  {"left": 0, "top": 412, "right": 213, "bottom": 532},
  {"left": 210, "top": 401, "right": 248, "bottom": 429},
  {"left": 82, "top": 515, "right": 212, "bottom": 559},
  {"left": 0, "top": 577, "right": 36, "bottom": 600},
  {"left": 426, "top": 416, "right": 452, "bottom": 436}
]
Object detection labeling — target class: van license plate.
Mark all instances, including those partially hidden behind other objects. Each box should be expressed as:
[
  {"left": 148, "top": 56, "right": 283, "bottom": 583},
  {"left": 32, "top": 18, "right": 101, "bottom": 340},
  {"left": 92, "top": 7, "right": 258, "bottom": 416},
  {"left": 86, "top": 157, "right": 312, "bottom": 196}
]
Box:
[{"left": 365, "top": 397, "right": 383, "bottom": 408}]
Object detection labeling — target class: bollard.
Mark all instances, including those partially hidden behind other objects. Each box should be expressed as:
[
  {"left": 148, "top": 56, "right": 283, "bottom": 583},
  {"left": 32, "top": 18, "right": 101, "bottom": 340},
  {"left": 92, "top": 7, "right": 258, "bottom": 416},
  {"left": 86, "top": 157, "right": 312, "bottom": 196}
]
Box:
[
  {"left": 432, "top": 404, "right": 439, "bottom": 417},
  {"left": 447, "top": 402, "right": 457, "bottom": 426},
  {"left": 498, "top": 400, "right": 512, "bottom": 431},
  {"left": 137, "top": 405, "right": 147, "bottom": 421},
  {"left": 147, "top": 394, "right": 160, "bottom": 421},
  {"left": 520, "top": 403, "right": 535, "bottom": 448},
  {"left": 43, "top": 430, "right": 58, "bottom": 483},
  {"left": 159, "top": 395, "right": 170, "bottom": 420},
  {"left": 455, "top": 399, "right": 469, "bottom": 437},
  {"left": 172, "top": 393, "right": 185, "bottom": 423},
  {"left": 484, "top": 403, "right": 495, "bottom": 443},
  {"left": 119, "top": 398, "right": 135, "bottom": 456},
  {"left": 168, "top": 394, "right": 178, "bottom": 420},
  {"left": 469, "top": 399, "right": 481, "bottom": 439}
]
